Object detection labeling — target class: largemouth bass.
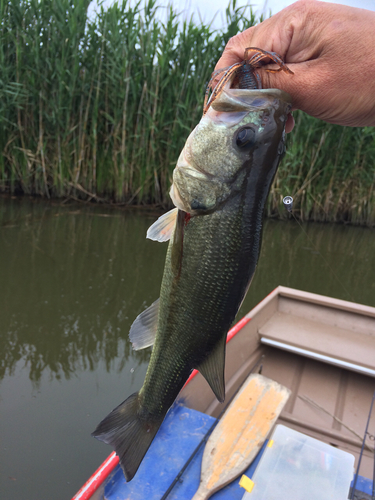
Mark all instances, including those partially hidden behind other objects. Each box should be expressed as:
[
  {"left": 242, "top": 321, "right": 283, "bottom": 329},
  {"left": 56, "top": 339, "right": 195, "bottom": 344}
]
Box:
[{"left": 92, "top": 85, "right": 292, "bottom": 481}]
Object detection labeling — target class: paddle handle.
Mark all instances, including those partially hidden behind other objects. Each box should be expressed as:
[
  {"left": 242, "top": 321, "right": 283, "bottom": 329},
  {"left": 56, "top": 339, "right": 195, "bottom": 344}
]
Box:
[{"left": 191, "top": 484, "right": 210, "bottom": 500}]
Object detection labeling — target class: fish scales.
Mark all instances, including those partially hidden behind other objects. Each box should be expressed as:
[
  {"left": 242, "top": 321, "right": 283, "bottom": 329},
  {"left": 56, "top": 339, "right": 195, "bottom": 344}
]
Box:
[
  {"left": 92, "top": 85, "right": 292, "bottom": 481},
  {"left": 143, "top": 201, "right": 249, "bottom": 406}
]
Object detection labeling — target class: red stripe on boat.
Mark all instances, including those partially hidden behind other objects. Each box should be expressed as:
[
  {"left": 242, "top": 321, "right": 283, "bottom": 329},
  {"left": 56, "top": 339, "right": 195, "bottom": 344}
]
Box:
[
  {"left": 72, "top": 452, "right": 119, "bottom": 500},
  {"left": 227, "top": 316, "right": 251, "bottom": 341},
  {"left": 72, "top": 315, "right": 251, "bottom": 500}
]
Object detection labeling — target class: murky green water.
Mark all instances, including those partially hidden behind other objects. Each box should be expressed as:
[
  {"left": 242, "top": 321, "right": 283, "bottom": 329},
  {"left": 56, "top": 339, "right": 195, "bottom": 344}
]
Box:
[{"left": 0, "top": 196, "right": 374, "bottom": 500}]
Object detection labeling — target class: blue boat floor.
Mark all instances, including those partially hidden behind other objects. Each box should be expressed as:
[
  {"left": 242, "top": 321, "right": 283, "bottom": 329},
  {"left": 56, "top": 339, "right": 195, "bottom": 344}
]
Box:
[{"left": 103, "top": 403, "right": 373, "bottom": 500}]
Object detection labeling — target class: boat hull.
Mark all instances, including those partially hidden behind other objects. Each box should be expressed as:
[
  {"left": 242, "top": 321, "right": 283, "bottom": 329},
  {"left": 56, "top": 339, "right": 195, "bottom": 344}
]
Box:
[{"left": 73, "top": 286, "right": 375, "bottom": 499}]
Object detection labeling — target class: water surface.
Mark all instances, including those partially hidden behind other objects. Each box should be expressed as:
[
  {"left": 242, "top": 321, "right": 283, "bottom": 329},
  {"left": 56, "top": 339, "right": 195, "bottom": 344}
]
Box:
[{"left": 0, "top": 196, "right": 374, "bottom": 499}]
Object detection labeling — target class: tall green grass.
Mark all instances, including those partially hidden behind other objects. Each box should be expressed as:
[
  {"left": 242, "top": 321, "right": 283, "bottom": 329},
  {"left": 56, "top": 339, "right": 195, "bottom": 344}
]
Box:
[
  {"left": 0, "top": 0, "right": 258, "bottom": 200},
  {"left": 269, "top": 112, "right": 375, "bottom": 224},
  {"left": 0, "top": 0, "right": 374, "bottom": 224}
]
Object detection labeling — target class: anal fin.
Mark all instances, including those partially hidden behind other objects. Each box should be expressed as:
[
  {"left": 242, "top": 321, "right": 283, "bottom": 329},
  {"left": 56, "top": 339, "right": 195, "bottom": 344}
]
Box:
[{"left": 196, "top": 334, "right": 226, "bottom": 403}]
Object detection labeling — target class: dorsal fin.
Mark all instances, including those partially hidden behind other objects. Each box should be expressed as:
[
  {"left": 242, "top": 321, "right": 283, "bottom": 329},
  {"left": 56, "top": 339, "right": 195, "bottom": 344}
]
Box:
[
  {"left": 196, "top": 334, "right": 226, "bottom": 403},
  {"left": 146, "top": 208, "right": 178, "bottom": 242},
  {"left": 129, "top": 299, "right": 159, "bottom": 350}
]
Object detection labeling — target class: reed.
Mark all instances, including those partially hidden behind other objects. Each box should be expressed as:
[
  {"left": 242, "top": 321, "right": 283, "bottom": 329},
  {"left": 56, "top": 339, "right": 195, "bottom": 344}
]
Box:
[
  {"left": 0, "top": 0, "right": 374, "bottom": 224},
  {"left": 269, "top": 113, "right": 375, "bottom": 224}
]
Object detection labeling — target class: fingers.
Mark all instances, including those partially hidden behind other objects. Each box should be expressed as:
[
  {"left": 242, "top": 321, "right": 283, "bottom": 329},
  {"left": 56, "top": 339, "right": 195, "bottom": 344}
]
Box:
[
  {"left": 214, "top": 2, "right": 305, "bottom": 108},
  {"left": 215, "top": 0, "right": 375, "bottom": 127},
  {"left": 215, "top": 28, "right": 257, "bottom": 71},
  {"left": 214, "top": 1, "right": 331, "bottom": 118},
  {"left": 215, "top": 1, "right": 303, "bottom": 71}
]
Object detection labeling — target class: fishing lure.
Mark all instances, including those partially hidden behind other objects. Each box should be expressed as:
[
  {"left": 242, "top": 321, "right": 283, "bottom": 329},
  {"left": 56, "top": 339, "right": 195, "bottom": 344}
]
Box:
[{"left": 204, "top": 47, "right": 293, "bottom": 114}]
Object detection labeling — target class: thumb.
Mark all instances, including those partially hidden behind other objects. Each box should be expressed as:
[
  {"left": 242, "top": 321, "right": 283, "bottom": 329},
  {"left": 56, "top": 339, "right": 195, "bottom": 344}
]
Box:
[{"left": 256, "top": 64, "right": 297, "bottom": 95}]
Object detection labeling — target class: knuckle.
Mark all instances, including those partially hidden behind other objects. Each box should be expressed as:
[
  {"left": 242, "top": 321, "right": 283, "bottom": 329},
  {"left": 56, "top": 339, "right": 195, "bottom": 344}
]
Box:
[
  {"left": 225, "top": 27, "right": 255, "bottom": 54},
  {"left": 293, "top": 0, "right": 315, "bottom": 16},
  {"left": 225, "top": 35, "right": 238, "bottom": 50}
]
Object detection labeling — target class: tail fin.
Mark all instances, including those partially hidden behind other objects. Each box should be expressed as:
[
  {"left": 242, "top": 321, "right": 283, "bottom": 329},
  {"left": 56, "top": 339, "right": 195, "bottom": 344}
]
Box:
[{"left": 92, "top": 392, "right": 162, "bottom": 481}]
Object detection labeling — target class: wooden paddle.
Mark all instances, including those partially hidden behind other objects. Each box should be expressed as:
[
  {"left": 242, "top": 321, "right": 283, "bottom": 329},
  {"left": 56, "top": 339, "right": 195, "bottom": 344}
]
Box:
[{"left": 191, "top": 374, "right": 290, "bottom": 500}]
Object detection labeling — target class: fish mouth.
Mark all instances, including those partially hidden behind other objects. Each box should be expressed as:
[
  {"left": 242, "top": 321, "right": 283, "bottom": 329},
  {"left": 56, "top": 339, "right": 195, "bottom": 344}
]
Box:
[
  {"left": 201, "top": 87, "right": 291, "bottom": 130},
  {"left": 210, "top": 87, "right": 292, "bottom": 115},
  {"left": 169, "top": 153, "right": 211, "bottom": 212}
]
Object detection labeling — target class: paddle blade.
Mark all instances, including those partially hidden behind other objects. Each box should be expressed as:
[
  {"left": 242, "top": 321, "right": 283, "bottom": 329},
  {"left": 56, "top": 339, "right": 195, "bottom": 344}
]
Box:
[{"left": 192, "top": 373, "right": 290, "bottom": 500}]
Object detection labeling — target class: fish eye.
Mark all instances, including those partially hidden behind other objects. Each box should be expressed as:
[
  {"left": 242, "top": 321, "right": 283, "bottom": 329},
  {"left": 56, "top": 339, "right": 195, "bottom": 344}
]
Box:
[{"left": 235, "top": 126, "right": 256, "bottom": 149}]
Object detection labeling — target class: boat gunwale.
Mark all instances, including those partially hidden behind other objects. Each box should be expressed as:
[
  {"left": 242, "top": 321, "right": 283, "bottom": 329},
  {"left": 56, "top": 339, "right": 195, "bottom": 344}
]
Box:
[{"left": 247, "top": 286, "right": 375, "bottom": 320}]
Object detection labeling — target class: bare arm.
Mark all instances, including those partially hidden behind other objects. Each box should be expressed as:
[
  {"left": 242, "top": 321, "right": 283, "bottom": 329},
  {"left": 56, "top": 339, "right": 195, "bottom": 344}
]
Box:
[{"left": 216, "top": 0, "right": 375, "bottom": 131}]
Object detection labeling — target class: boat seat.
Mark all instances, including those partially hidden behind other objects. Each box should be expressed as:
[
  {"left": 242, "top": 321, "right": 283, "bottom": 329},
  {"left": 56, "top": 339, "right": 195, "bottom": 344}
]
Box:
[{"left": 259, "top": 310, "right": 375, "bottom": 377}]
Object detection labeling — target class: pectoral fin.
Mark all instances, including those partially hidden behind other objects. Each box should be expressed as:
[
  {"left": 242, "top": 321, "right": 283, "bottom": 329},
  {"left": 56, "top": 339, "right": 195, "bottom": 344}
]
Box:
[
  {"left": 196, "top": 334, "right": 226, "bottom": 403},
  {"left": 129, "top": 299, "right": 159, "bottom": 350},
  {"left": 146, "top": 208, "right": 178, "bottom": 242}
]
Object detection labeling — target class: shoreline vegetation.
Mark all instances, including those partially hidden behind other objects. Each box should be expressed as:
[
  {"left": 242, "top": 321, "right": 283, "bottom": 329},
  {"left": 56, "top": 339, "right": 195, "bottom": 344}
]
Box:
[{"left": 1, "top": 0, "right": 374, "bottom": 225}]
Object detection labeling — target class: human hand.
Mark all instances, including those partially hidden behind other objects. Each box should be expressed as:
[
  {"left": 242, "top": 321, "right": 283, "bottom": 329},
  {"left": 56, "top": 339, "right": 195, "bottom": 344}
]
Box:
[{"left": 216, "top": 0, "right": 375, "bottom": 132}]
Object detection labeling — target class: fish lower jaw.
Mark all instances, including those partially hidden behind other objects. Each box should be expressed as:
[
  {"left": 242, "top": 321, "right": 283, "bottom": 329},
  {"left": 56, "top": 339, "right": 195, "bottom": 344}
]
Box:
[{"left": 169, "top": 184, "right": 187, "bottom": 212}]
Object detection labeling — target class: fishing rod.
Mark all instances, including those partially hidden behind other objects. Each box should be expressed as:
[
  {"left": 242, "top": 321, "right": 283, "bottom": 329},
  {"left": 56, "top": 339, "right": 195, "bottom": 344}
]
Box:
[
  {"left": 350, "top": 390, "right": 375, "bottom": 500},
  {"left": 282, "top": 195, "right": 353, "bottom": 302},
  {"left": 160, "top": 355, "right": 265, "bottom": 500}
]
